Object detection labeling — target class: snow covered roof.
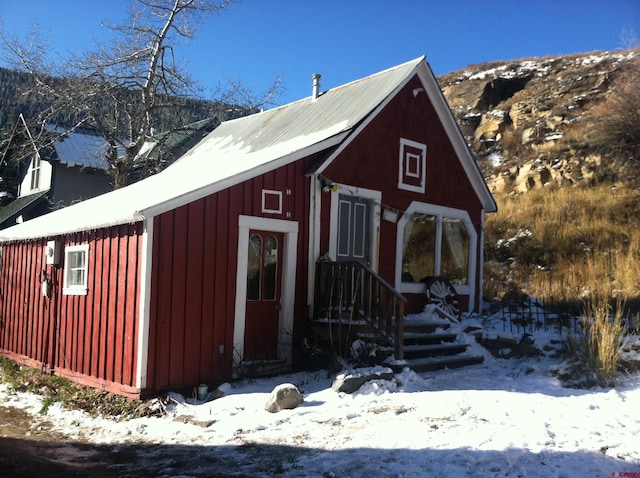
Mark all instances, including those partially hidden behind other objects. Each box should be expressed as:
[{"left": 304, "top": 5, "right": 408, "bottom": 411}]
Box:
[
  {"left": 0, "top": 55, "right": 495, "bottom": 242},
  {"left": 44, "top": 125, "right": 110, "bottom": 169}
]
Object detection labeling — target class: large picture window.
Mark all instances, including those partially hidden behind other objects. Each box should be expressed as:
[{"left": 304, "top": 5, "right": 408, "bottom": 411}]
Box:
[
  {"left": 398, "top": 204, "right": 475, "bottom": 293},
  {"left": 63, "top": 244, "right": 89, "bottom": 295}
]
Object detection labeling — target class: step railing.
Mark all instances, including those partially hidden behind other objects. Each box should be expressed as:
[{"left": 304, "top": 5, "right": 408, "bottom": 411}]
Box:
[{"left": 314, "top": 260, "right": 407, "bottom": 360}]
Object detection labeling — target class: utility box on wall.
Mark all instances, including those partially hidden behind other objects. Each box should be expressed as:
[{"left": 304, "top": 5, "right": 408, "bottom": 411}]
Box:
[{"left": 45, "top": 240, "right": 60, "bottom": 265}]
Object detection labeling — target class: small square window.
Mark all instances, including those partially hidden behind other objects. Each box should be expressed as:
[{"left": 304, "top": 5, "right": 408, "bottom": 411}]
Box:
[{"left": 63, "top": 244, "right": 89, "bottom": 295}]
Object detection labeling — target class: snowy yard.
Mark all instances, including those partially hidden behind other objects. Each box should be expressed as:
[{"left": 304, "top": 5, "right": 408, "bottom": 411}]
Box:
[{"left": 1, "top": 312, "right": 639, "bottom": 477}]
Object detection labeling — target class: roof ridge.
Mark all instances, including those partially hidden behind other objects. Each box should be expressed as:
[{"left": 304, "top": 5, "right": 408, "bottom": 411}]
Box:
[
  {"left": 327, "top": 55, "right": 425, "bottom": 94},
  {"left": 223, "top": 56, "right": 426, "bottom": 122}
]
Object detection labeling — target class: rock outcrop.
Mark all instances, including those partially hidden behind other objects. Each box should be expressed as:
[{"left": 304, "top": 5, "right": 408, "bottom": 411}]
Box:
[{"left": 438, "top": 49, "right": 639, "bottom": 194}]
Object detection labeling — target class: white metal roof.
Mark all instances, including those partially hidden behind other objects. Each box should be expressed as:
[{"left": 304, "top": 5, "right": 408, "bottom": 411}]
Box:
[
  {"left": 0, "top": 58, "right": 425, "bottom": 241},
  {"left": 0, "top": 55, "right": 496, "bottom": 242}
]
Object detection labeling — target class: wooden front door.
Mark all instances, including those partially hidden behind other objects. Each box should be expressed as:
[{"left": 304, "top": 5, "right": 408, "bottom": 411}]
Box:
[
  {"left": 244, "top": 230, "right": 284, "bottom": 360},
  {"left": 337, "top": 195, "right": 371, "bottom": 263}
]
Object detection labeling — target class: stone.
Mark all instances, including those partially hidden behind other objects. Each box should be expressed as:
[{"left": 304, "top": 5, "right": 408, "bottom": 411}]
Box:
[
  {"left": 331, "top": 367, "right": 395, "bottom": 394},
  {"left": 264, "top": 383, "right": 303, "bottom": 413}
]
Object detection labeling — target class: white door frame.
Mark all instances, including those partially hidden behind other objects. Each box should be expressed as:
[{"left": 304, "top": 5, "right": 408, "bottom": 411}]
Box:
[{"left": 234, "top": 215, "right": 298, "bottom": 369}]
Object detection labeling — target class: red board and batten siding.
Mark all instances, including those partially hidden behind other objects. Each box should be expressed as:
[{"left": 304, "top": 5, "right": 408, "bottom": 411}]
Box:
[
  {"left": 146, "top": 156, "right": 314, "bottom": 393},
  {"left": 0, "top": 223, "right": 143, "bottom": 397}
]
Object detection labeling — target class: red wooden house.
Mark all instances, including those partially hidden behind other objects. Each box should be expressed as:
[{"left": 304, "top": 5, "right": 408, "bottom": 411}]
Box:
[{"left": 0, "top": 57, "right": 496, "bottom": 398}]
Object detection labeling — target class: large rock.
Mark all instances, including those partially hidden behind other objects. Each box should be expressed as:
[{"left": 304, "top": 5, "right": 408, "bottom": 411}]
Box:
[
  {"left": 331, "top": 367, "right": 395, "bottom": 394},
  {"left": 264, "top": 383, "right": 303, "bottom": 413}
]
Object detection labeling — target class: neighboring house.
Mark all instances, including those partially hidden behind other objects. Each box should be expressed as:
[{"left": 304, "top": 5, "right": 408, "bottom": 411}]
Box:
[
  {"left": 0, "top": 118, "right": 113, "bottom": 229},
  {"left": 0, "top": 57, "right": 497, "bottom": 398},
  {"left": 132, "top": 117, "right": 220, "bottom": 182}
]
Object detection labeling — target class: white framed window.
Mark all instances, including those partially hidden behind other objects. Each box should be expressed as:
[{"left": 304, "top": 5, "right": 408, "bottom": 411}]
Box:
[
  {"left": 63, "top": 244, "right": 89, "bottom": 295},
  {"left": 396, "top": 202, "right": 477, "bottom": 295},
  {"left": 30, "top": 154, "right": 42, "bottom": 191}
]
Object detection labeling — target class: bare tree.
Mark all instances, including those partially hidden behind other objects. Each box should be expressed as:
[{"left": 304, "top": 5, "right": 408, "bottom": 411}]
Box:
[
  {"left": 587, "top": 52, "right": 640, "bottom": 167},
  {"left": 1, "top": 0, "right": 276, "bottom": 188}
]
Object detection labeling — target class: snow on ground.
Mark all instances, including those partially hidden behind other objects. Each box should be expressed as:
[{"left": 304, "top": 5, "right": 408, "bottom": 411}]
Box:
[{"left": 1, "top": 310, "right": 640, "bottom": 477}]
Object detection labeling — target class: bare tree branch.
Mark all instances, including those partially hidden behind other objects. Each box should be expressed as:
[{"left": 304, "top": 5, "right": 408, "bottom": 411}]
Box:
[{"left": 1, "top": 0, "right": 248, "bottom": 188}]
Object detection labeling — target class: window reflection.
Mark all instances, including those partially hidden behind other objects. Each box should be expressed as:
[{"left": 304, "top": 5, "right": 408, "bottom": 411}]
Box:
[
  {"left": 401, "top": 213, "right": 470, "bottom": 286},
  {"left": 263, "top": 235, "right": 278, "bottom": 300},
  {"left": 441, "top": 218, "right": 470, "bottom": 284},
  {"left": 247, "top": 234, "right": 262, "bottom": 300},
  {"left": 402, "top": 214, "right": 436, "bottom": 283}
]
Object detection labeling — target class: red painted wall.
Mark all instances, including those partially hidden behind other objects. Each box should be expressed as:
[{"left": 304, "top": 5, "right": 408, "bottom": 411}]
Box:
[
  {"left": 145, "top": 155, "right": 317, "bottom": 392},
  {"left": 0, "top": 223, "right": 143, "bottom": 397}
]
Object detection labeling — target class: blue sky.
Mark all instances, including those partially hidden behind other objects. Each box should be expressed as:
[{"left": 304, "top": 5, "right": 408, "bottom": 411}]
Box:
[{"left": 1, "top": 0, "right": 638, "bottom": 106}]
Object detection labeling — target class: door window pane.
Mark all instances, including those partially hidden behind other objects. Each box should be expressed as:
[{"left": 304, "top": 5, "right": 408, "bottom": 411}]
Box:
[
  {"left": 352, "top": 202, "right": 367, "bottom": 259},
  {"left": 263, "top": 235, "right": 278, "bottom": 301},
  {"left": 247, "top": 234, "right": 262, "bottom": 300},
  {"left": 337, "top": 200, "right": 352, "bottom": 257}
]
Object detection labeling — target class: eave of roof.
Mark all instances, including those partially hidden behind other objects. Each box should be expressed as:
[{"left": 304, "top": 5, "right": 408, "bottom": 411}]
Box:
[{"left": 0, "top": 190, "right": 49, "bottom": 228}]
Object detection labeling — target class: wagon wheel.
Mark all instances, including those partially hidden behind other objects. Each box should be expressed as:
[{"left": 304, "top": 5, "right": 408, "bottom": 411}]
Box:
[{"left": 424, "top": 276, "right": 461, "bottom": 323}]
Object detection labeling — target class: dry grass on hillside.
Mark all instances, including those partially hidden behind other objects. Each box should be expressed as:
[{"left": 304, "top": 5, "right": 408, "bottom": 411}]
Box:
[{"left": 484, "top": 183, "right": 640, "bottom": 308}]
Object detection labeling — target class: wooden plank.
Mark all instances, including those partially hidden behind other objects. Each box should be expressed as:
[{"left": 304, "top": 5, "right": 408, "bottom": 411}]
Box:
[
  {"left": 105, "top": 231, "right": 119, "bottom": 383},
  {"left": 225, "top": 187, "right": 242, "bottom": 371},
  {"left": 213, "top": 189, "right": 230, "bottom": 377},
  {"left": 123, "top": 224, "right": 140, "bottom": 386},
  {"left": 91, "top": 230, "right": 105, "bottom": 378},
  {"left": 182, "top": 200, "right": 205, "bottom": 386},
  {"left": 152, "top": 212, "right": 175, "bottom": 389},
  {"left": 169, "top": 205, "right": 188, "bottom": 386},
  {"left": 199, "top": 195, "right": 217, "bottom": 381},
  {"left": 98, "top": 230, "right": 112, "bottom": 380},
  {"left": 113, "top": 225, "right": 130, "bottom": 383}
]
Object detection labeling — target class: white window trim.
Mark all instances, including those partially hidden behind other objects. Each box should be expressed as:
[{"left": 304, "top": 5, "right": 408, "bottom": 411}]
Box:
[
  {"left": 398, "top": 138, "right": 427, "bottom": 194},
  {"left": 63, "top": 244, "right": 89, "bottom": 295},
  {"left": 261, "top": 189, "right": 283, "bottom": 214},
  {"left": 395, "top": 202, "right": 476, "bottom": 301}
]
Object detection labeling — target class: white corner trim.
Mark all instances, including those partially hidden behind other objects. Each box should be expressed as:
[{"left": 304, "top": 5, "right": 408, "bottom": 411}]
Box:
[{"left": 135, "top": 219, "right": 153, "bottom": 389}]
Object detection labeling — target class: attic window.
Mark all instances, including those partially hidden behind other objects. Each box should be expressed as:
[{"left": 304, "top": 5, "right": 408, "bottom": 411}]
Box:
[
  {"left": 30, "top": 153, "right": 42, "bottom": 191},
  {"left": 397, "top": 138, "right": 426, "bottom": 193},
  {"left": 63, "top": 244, "right": 89, "bottom": 295}
]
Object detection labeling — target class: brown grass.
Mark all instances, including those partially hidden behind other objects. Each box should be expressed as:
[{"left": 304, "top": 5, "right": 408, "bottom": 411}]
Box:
[{"left": 484, "top": 183, "right": 640, "bottom": 306}]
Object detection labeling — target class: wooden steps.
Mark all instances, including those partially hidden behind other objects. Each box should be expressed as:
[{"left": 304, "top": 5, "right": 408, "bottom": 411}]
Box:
[
  {"left": 389, "top": 354, "right": 485, "bottom": 373},
  {"left": 391, "top": 321, "right": 484, "bottom": 373},
  {"left": 310, "top": 317, "right": 484, "bottom": 374},
  {"left": 240, "top": 359, "right": 290, "bottom": 378}
]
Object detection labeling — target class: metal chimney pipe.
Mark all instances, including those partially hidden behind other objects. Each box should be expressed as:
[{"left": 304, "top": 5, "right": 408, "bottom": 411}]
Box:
[{"left": 312, "top": 73, "right": 321, "bottom": 100}]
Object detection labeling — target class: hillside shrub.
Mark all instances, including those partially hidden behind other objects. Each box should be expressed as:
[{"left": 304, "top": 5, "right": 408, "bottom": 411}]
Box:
[
  {"left": 587, "top": 52, "right": 640, "bottom": 164},
  {"left": 560, "top": 299, "right": 627, "bottom": 388}
]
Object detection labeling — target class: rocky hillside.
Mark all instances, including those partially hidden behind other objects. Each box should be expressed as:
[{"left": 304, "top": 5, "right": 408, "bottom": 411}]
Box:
[{"left": 438, "top": 48, "right": 639, "bottom": 193}]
